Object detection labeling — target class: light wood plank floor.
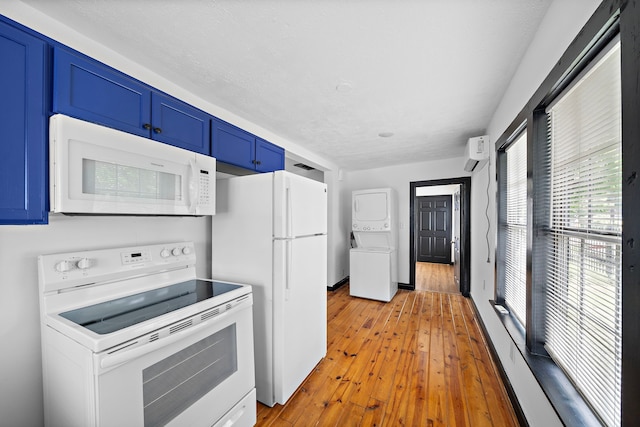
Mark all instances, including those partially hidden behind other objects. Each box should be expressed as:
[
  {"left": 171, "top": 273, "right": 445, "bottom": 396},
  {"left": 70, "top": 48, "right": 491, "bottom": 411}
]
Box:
[
  {"left": 416, "top": 262, "right": 459, "bottom": 294},
  {"left": 256, "top": 285, "right": 519, "bottom": 426}
]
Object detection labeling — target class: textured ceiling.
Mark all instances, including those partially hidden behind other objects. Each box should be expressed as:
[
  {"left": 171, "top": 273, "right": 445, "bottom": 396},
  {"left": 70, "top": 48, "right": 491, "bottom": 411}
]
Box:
[{"left": 20, "top": 0, "right": 552, "bottom": 171}]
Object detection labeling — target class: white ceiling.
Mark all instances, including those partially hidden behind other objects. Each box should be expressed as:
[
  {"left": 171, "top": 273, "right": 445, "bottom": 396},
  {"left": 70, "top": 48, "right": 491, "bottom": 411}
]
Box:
[{"left": 21, "top": 0, "right": 552, "bottom": 171}]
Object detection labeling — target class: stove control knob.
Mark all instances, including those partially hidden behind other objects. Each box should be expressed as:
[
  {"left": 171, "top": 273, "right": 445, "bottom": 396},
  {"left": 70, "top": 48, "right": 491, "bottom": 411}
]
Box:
[
  {"left": 182, "top": 246, "right": 192, "bottom": 255},
  {"left": 160, "top": 248, "right": 171, "bottom": 258},
  {"left": 172, "top": 247, "right": 182, "bottom": 256},
  {"left": 76, "top": 258, "right": 91, "bottom": 270},
  {"left": 55, "top": 260, "right": 74, "bottom": 273}
]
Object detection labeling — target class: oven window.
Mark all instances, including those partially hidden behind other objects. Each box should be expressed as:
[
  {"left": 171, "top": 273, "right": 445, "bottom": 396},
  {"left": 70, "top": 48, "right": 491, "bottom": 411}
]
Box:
[
  {"left": 143, "top": 324, "right": 238, "bottom": 427},
  {"left": 59, "top": 280, "right": 242, "bottom": 334}
]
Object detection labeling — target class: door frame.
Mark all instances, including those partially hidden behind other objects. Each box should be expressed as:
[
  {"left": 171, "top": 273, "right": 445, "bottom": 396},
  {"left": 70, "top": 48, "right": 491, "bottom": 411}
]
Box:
[{"left": 409, "top": 177, "right": 471, "bottom": 296}]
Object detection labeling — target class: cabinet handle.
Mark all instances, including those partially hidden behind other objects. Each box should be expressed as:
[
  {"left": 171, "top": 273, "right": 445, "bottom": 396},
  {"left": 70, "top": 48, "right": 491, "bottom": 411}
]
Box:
[
  {"left": 153, "top": 127, "right": 162, "bottom": 134},
  {"left": 251, "top": 160, "right": 256, "bottom": 164},
  {"left": 256, "top": 160, "right": 262, "bottom": 165},
  {"left": 143, "top": 123, "right": 152, "bottom": 130}
]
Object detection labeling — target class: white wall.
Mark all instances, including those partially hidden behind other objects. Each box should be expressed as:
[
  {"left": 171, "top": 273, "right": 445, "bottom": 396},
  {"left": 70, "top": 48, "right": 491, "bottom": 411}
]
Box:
[
  {"left": 326, "top": 170, "right": 349, "bottom": 285},
  {"left": 344, "top": 157, "right": 469, "bottom": 284},
  {"left": 470, "top": 0, "right": 602, "bottom": 425}
]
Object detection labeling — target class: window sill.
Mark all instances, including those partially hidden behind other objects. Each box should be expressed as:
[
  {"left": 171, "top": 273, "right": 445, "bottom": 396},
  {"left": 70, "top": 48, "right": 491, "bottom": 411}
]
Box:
[{"left": 489, "top": 301, "right": 603, "bottom": 427}]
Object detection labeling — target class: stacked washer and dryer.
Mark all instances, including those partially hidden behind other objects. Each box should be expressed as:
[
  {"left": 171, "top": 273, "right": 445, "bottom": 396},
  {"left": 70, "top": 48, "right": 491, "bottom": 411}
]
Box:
[{"left": 349, "top": 188, "right": 398, "bottom": 302}]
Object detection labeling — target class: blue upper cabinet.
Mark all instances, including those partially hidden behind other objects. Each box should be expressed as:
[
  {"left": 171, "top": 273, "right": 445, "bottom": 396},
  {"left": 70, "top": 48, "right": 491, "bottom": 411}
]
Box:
[
  {"left": 151, "top": 93, "right": 210, "bottom": 154},
  {"left": 53, "top": 47, "right": 151, "bottom": 138},
  {"left": 212, "top": 118, "right": 284, "bottom": 172},
  {"left": 255, "top": 137, "right": 285, "bottom": 172},
  {"left": 0, "top": 20, "right": 48, "bottom": 224},
  {"left": 53, "top": 47, "right": 210, "bottom": 155},
  {"left": 212, "top": 118, "right": 256, "bottom": 170}
]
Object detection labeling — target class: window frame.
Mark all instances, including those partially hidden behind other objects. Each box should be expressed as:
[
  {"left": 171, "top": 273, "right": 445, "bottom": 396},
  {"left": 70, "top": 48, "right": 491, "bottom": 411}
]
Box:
[
  {"left": 496, "top": 123, "right": 528, "bottom": 327},
  {"left": 491, "top": 0, "right": 639, "bottom": 425},
  {"left": 543, "top": 37, "right": 622, "bottom": 427}
]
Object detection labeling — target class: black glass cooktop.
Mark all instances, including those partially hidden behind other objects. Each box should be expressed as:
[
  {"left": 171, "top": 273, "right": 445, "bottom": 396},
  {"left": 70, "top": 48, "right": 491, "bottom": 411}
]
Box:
[{"left": 60, "top": 280, "right": 242, "bottom": 335}]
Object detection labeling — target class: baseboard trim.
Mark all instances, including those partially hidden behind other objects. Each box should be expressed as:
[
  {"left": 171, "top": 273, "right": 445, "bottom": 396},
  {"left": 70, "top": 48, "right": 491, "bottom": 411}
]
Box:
[
  {"left": 398, "top": 282, "right": 412, "bottom": 290},
  {"left": 327, "top": 276, "right": 349, "bottom": 291},
  {"left": 329, "top": 279, "right": 412, "bottom": 292},
  {"left": 469, "top": 298, "right": 529, "bottom": 427}
]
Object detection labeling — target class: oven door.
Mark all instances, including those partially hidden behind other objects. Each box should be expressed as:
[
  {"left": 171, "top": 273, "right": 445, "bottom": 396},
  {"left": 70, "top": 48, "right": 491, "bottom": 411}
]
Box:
[{"left": 94, "top": 303, "right": 255, "bottom": 427}]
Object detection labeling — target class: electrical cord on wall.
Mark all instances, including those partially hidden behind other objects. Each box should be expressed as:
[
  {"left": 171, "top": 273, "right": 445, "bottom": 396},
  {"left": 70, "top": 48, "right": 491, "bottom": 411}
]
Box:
[{"left": 485, "top": 161, "right": 491, "bottom": 263}]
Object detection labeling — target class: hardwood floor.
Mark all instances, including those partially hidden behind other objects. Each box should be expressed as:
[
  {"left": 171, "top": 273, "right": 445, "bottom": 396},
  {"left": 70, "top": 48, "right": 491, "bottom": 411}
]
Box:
[
  {"left": 415, "top": 262, "right": 459, "bottom": 294},
  {"left": 256, "top": 285, "right": 519, "bottom": 426}
]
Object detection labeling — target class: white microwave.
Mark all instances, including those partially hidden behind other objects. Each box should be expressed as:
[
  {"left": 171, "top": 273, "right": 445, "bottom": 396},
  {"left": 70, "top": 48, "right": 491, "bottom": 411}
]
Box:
[{"left": 49, "top": 114, "right": 216, "bottom": 216}]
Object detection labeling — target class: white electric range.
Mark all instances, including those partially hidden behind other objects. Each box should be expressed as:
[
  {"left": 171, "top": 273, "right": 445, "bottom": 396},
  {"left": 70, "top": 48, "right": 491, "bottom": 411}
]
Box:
[{"left": 38, "top": 241, "right": 256, "bottom": 427}]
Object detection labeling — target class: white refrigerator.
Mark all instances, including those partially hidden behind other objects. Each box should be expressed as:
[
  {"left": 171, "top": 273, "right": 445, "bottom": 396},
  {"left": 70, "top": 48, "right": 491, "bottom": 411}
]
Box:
[{"left": 211, "top": 170, "right": 327, "bottom": 407}]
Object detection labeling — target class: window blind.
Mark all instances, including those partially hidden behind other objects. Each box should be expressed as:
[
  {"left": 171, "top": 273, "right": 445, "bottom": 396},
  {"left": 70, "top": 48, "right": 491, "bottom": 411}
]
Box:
[
  {"left": 545, "top": 39, "right": 622, "bottom": 427},
  {"left": 504, "top": 132, "right": 527, "bottom": 325}
]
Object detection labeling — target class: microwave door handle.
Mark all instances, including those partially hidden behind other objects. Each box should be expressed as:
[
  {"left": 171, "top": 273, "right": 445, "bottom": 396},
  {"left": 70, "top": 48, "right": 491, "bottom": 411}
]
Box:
[{"left": 188, "top": 159, "right": 198, "bottom": 214}]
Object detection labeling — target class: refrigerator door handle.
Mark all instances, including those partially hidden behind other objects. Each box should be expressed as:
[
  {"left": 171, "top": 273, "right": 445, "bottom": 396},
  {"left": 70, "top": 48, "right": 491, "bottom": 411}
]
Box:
[
  {"left": 286, "top": 182, "right": 293, "bottom": 238},
  {"left": 285, "top": 239, "right": 292, "bottom": 300}
]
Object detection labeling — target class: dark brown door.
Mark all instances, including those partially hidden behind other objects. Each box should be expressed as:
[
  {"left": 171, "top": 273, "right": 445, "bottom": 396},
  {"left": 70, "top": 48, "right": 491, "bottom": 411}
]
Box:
[{"left": 416, "top": 195, "right": 452, "bottom": 263}]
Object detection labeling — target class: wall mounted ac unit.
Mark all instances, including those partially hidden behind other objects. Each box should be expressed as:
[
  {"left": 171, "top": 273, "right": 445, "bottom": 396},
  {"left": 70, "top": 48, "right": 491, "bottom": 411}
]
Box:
[{"left": 464, "top": 135, "right": 489, "bottom": 172}]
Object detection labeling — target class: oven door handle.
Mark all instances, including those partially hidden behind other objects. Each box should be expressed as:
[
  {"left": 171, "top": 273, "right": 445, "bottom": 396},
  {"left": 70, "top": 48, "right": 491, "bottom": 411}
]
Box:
[{"left": 99, "top": 308, "right": 238, "bottom": 370}]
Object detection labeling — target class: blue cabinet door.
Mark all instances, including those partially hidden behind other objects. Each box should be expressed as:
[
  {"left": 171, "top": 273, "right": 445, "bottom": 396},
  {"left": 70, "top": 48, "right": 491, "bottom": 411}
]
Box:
[
  {"left": 151, "top": 93, "right": 211, "bottom": 155},
  {"left": 255, "top": 137, "right": 285, "bottom": 172},
  {"left": 53, "top": 47, "right": 151, "bottom": 138},
  {"left": 212, "top": 118, "right": 256, "bottom": 170},
  {"left": 54, "top": 48, "right": 210, "bottom": 154},
  {"left": 0, "top": 21, "right": 47, "bottom": 224},
  {"left": 212, "top": 118, "right": 285, "bottom": 172}
]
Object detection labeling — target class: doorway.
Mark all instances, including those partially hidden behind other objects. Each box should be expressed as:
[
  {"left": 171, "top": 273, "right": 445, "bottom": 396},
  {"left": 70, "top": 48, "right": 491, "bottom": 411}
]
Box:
[{"left": 409, "top": 177, "right": 471, "bottom": 296}]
